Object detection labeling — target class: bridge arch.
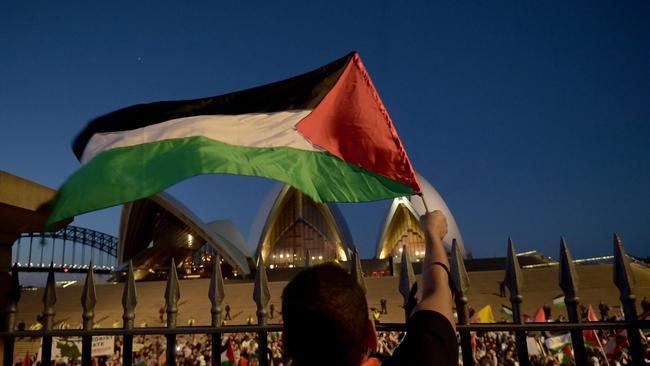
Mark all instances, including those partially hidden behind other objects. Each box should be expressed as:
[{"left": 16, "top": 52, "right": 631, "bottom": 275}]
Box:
[{"left": 11, "top": 225, "right": 118, "bottom": 271}]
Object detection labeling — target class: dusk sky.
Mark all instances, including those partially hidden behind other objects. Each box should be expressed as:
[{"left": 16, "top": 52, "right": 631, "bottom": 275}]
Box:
[{"left": 2, "top": 1, "right": 649, "bottom": 260}]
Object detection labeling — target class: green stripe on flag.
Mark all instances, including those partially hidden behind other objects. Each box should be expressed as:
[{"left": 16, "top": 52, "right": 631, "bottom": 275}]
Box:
[{"left": 48, "top": 136, "right": 414, "bottom": 226}]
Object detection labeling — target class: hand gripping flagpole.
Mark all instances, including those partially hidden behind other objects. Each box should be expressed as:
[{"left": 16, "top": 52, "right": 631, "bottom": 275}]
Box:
[{"left": 417, "top": 193, "right": 430, "bottom": 213}]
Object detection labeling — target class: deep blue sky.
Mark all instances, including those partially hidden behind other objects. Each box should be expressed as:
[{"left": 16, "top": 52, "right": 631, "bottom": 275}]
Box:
[{"left": 2, "top": 1, "right": 649, "bottom": 260}]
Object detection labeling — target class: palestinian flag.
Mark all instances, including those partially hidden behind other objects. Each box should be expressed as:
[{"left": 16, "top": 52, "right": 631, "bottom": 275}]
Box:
[
  {"left": 532, "top": 306, "right": 546, "bottom": 323},
  {"left": 220, "top": 340, "right": 236, "bottom": 366},
  {"left": 583, "top": 305, "right": 604, "bottom": 350},
  {"left": 544, "top": 333, "right": 573, "bottom": 363},
  {"left": 552, "top": 294, "right": 565, "bottom": 308},
  {"left": 500, "top": 304, "right": 513, "bottom": 319},
  {"left": 46, "top": 52, "right": 421, "bottom": 226}
]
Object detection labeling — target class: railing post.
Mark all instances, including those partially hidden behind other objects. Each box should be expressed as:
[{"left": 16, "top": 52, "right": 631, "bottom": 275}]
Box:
[
  {"left": 81, "top": 263, "right": 97, "bottom": 366},
  {"left": 2, "top": 264, "right": 20, "bottom": 366},
  {"left": 558, "top": 238, "right": 587, "bottom": 366},
  {"left": 253, "top": 255, "right": 270, "bottom": 366},
  {"left": 505, "top": 238, "right": 529, "bottom": 366},
  {"left": 613, "top": 234, "right": 644, "bottom": 366},
  {"left": 165, "top": 258, "right": 180, "bottom": 365},
  {"left": 40, "top": 262, "right": 56, "bottom": 366},
  {"left": 399, "top": 245, "right": 417, "bottom": 322},
  {"left": 122, "top": 261, "right": 137, "bottom": 366},
  {"left": 351, "top": 249, "right": 366, "bottom": 293},
  {"left": 209, "top": 254, "right": 226, "bottom": 366},
  {"left": 451, "top": 239, "right": 473, "bottom": 366}
]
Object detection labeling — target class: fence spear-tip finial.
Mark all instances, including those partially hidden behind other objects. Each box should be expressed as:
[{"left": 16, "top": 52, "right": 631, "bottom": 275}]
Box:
[
  {"left": 253, "top": 254, "right": 271, "bottom": 325},
  {"left": 5, "top": 263, "right": 21, "bottom": 331},
  {"left": 304, "top": 249, "right": 312, "bottom": 268},
  {"left": 613, "top": 233, "right": 635, "bottom": 298},
  {"left": 559, "top": 237, "right": 579, "bottom": 301},
  {"left": 122, "top": 260, "right": 137, "bottom": 329},
  {"left": 450, "top": 238, "right": 470, "bottom": 297},
  {"left": 351, "top": 249, "right": 366, "bottom": 293},
  {"left": 209, "top": 254, "right": 226, "bottom": 327},
  {"left": 41, "top": 261, "right": 57, "bottom": 330},
  {"left": 165, "top": 258, "right": 180, "bottom": 328},
  {"left": 81, "top": 261, "right": 96, "bottom": 330},
  {"left": 399, "top": 245, "right": 417, "bottom": 320},
  {"left": 505, "top": 238, "right": 523, "bottom": 297}
]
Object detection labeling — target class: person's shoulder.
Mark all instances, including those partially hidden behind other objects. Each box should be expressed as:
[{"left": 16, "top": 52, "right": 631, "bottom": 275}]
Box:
[
  {"left": 407, "top": 310, "right": 456, "bottom": 338},
  {"left": 388, "top": 310, "right": 458, "bottom": 366}
]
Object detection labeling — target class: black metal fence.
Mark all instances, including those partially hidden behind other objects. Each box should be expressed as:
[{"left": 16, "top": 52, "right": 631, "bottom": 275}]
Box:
[{"left": 2, "top": 234, "right": 649, "bottom": 366}]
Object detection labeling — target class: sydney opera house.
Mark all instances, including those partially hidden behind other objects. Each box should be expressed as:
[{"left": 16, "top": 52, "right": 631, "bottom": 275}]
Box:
[{"left": 116, "top": 172, "right": 473, "bottom": 281}]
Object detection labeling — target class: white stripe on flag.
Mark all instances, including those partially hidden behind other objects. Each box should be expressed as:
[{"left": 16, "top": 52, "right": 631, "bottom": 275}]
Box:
[
  {"left": 81, "top": 110, "right": 316, "bottom": 164},
  {"left": 545, "top": 333, "right": 572, "bottom": 352}
]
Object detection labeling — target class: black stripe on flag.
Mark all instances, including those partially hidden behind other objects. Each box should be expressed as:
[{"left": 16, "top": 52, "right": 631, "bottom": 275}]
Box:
[{"left": 72, "top": 52, "right": 354, "bottom": 159}]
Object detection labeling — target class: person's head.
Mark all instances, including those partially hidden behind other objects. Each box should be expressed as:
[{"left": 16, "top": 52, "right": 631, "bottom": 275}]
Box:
[{"left": 281, "top": 263, "right": 375, "bottom": 366}]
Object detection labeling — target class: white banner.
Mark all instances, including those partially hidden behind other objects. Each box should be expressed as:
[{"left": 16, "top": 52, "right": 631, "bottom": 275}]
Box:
[
  {"left": 92, "top": 336, "right": 115, "bottom": 356},
  {"left": 37, "top": 336, "right": 115, "bottom": 361}
]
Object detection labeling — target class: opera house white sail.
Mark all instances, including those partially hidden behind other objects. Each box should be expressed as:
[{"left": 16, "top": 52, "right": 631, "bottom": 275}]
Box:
[
  {"left": 248, "top": 184, "right": 355, "bottom": 269},
  {"left": 375, "top": 172, "right": 470, "bottom": 261}
]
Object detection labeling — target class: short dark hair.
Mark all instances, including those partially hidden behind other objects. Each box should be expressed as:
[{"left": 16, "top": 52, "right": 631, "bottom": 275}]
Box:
[{"left": 282, "top": 263, "right": 369, "bottom": 366}]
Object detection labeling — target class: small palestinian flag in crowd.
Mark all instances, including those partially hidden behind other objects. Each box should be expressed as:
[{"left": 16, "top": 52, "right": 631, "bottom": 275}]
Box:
[
  {"left": 47, "top": 52, "right": 421, "bottom": 227},
  {"left": 500, "top": 304, "right": 513, "bottom": 319},
  {"left": 583, "top": 305, "right": 605, "bottom": 350},
  {"left": 604, "top": 328, "right": 647, "bottom": 359},
  {"left": 544, "top": 333, "right": 573, "bottom": 364},
  {"left": 221, "top": 340, "right": 236, "bottom": 366},
  {"left": 533, "top": 306, "right": 546, "bottom": 323}
]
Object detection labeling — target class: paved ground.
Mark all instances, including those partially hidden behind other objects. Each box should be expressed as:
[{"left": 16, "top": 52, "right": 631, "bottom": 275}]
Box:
[{"left": 14, "top": 263, "right": 650, "bottom": 328}]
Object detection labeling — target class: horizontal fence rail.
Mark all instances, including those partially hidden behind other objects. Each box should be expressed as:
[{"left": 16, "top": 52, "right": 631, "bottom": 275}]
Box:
[{"left": 2, "top": 234, "right": 648, "bottom": 366}]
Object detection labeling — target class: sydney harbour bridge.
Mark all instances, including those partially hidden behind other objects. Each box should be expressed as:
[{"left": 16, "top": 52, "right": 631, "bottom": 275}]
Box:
[{"left": 11, "top": 226, "right": 116, "bottom": 274}]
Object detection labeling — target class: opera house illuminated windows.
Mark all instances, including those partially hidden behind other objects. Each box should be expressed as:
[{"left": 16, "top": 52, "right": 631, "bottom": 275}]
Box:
[
  {"left": 116, "top": 171, "right": 466, "bottom": 281},
  {"left": 251, "top": 185, "right": 354, "bottom": 269},
  {"left": 375, "top": 173, "right": 470, "bottom": 261},
  {"left": 380, "top": 202, "right": 426, "bottom": 262},
  {"left": 119, "top": 193, "right": 252, "bottom": 280}
]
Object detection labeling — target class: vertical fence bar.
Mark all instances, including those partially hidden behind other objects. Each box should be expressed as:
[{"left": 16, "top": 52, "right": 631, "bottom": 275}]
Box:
[
  {"left": 450, "top": 239, "right": 473, "bottom": 366},
  {"left": 399, "top": 245, "right": 417, "bottom": 322},
  {"left": 351, "top": 249, "right": 367, "bottom": 293},
  {"left": 559, "top": 238, "right": 587, "bottom": 366},
  {"left": 209, "top": 254, "right": 225, "bottom": 366},
  {"left": 122, "top": 261, "right": 137, "bottom": 366},
  {"left": 165, "top": 259, "right": 180, "bottom": 365},
  {"left": 40, "top": 263, "right": 56, "bottom": 365},
  {"left": 505, "top": 238, "right": 529, "bottom": 366},
  {"left": 253, "top": 255, "right": 270, "bottom": 366},
  {"left": 81, "top": 263, "right": 96, "bottom": 366},
  {"left": 613, "top": 234, "right": 644, "bottom": 366},
  {"left": 2, "top": 264, "right": 20, "bottom": 366}
]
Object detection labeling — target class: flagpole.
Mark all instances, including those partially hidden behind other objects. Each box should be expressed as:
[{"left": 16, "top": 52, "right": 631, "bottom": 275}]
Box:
[{"left": 418, "top": 193, "right": 430, "bottom": 212}]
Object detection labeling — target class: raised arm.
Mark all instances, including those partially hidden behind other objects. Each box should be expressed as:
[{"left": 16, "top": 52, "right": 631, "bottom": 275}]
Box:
[{"left": 412, "top": 210, "right": 455, "bottom": 329}]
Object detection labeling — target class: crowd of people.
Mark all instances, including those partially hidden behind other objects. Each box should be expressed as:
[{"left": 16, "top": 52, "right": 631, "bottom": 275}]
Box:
[
  {"left": 12, "top": 318, "right": 650, "bottom": 366},
  {"left": 11, "top": 212, "right": 650, "bottom": 365}
]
